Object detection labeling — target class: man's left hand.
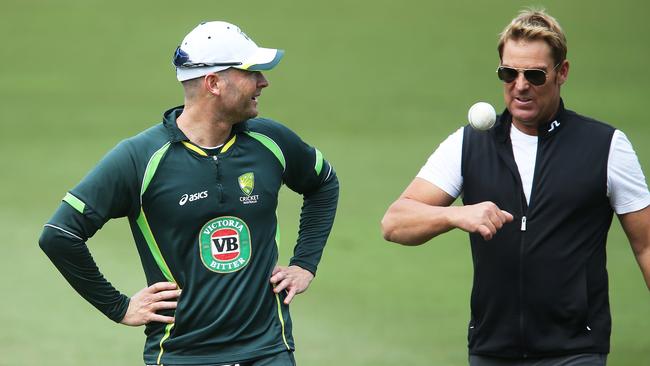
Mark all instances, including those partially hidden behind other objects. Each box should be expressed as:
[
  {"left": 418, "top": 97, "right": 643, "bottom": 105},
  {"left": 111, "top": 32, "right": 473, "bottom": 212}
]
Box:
[{"left": 270, "top": 265, "right": 314, "bottom": 305}]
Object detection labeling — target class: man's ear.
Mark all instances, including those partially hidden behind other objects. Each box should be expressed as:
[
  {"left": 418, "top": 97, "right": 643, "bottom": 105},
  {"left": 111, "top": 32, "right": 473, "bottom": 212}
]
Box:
[{"left": 204, "top": 73, "right": 225, "bottom": 96}]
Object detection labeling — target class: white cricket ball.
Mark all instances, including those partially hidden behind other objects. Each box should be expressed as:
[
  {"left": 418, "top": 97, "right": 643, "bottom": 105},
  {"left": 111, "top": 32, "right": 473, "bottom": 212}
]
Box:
[{"left": 467, "top": 102, "right": 496, "bottom": 131}]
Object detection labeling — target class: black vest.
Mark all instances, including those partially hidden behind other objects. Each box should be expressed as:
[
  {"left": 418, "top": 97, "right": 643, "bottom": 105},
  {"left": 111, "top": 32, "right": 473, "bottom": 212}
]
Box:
[{"left": 461, "top": 101, "right": 615, "bottom": 358}]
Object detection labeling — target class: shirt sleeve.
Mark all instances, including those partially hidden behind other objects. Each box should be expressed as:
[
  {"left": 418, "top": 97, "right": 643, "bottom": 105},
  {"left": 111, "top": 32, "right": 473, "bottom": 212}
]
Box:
[
  {"left": 416, "top": 127, "right": 464, "bottom": 198},
  {"left": 254, "top": 119, "right": 339, "bottom": 275},
  {"left": 288, "top": 173, "right": 338, "bottom": 275},
  {"left": 607, "top": 130, "right": 650, "bottom": 214},
  {"left": 39, "top": 205, "right": 130, "bottom": 322},
  {"left": 39, "top": 140, "right": 139, "bottom": 321},
  {"left": 67, "top": 140, "right": 140, "bottom": 227}
]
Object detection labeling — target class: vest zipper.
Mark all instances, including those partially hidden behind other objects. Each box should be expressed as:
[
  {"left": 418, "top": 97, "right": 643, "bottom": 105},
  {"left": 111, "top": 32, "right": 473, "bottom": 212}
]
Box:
[
  {"left": 518, "top": 130, "right": 543, "bottom": 358},
  {"left": 519, "top": 195, "right": 528, "bottom": 358},
  {"left": 495, "top": 126, "right": 535, "bottom": 357},
  {"left": 519, "top": 228, "right": 527, "bottom": 359}
]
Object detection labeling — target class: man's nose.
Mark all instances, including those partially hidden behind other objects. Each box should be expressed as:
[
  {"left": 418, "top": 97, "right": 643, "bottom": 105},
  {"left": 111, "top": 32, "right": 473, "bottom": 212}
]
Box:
[
  {"left": 257, "top": 72, "right": 269, "bottom": 88},
  {"left": 514, "top": 72, "right": 530, "bottom": 90}
]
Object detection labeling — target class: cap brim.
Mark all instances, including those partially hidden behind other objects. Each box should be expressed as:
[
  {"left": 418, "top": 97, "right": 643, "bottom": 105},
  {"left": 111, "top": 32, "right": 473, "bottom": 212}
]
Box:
[
  {"left": 176, "top": 65, "right": 231, "bottom": 82},
  {"left": 237, "top": 48, "right": 284, "bottom": 71},
  {"left": 175, "top": 47, "right": 284, "bottom": 82}
]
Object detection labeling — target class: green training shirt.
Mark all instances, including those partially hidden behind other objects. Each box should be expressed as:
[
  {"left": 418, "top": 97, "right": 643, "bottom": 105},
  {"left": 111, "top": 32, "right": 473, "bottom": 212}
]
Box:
[{"left": 39, "top": 106, "right": 339, "bottom": 365}]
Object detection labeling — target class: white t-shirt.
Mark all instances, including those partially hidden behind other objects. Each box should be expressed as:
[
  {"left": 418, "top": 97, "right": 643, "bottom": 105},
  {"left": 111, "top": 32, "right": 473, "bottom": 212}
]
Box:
[{"left": 417, "top": 124, "right": 650, "bottom": 214}]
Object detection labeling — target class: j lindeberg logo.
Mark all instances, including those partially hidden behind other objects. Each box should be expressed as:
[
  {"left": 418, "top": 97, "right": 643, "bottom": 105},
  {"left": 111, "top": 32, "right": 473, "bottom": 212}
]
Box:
[
  {"left": 179, "top": 191, "right": 208, "bottom": 206},
  {"left": 548, "top": 121, "right": 561, "bottom": 133}
]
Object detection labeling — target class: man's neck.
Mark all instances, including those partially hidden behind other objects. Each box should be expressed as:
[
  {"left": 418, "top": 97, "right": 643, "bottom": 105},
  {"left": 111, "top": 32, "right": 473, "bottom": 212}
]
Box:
[
  {"left": 176, "top": 103, "right": 234, "bottom": 148},
  {"left": 511, "top": 99, "right": 561, "bottom": 137},
  {"left": 511, "top": 120, "right": 539, "bottom": 136}
]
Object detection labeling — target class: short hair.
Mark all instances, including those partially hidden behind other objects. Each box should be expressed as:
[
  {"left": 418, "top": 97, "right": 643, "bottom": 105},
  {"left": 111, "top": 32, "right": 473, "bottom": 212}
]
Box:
[
  {"left": 181, "top": 77, "right": 204, "bottom": 101},
  {"left": 180, "top": 69, "right": 235, "bottom": 101},
  {"left": 498, "top": 9, "right": 567, "bottom": 65}
]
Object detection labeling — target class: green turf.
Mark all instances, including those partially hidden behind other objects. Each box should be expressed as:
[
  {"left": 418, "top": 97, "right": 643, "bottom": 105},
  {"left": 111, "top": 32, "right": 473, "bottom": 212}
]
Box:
[{"left": 2, "top": 0, "right": 649, "bottom": 365}]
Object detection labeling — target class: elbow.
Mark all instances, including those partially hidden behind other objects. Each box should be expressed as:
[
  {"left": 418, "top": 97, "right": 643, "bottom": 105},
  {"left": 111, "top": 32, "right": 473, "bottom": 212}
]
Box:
[
  {"left": 381, "top": 202, "right": 431, "bottom": 246},
  {"left": 381, "top": 202, "right": 403, "bottom": 242},
  {"left": 381, "top": 214, "right": 416, "bottom": 245},
  {"left": 39, "top": 225, "right": 81, "bottom": 257},
  {"left": 39, "top": 227, "right": 53, "bottom": 252},
  {"left": 381, "top": 219, "right": 408, "bottom": 244},
  {"left": 39, "top": 226, "right": 59, "bottom": 257},
  {"left": 380, "top": 212, "right": 398, "bottom": 242}
]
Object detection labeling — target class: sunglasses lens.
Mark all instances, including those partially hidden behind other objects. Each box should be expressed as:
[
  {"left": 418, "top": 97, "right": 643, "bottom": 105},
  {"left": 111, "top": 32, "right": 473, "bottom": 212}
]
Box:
[
  {"left": 497, "top": 67, "right": 518, "bottom": 83},
  {"left": 497, "top": 66, "right": 548, "bottom": 86},
  {"left": 524, "top": 69, "right": 547, "bottom": 86},
  {"left": 173, "top": 46, "right": 190, "bottom": 67}
]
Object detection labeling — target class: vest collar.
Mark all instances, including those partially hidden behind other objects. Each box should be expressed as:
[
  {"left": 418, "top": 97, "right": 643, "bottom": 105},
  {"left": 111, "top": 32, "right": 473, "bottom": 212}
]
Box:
[{"left": 493, "top": 98, "right": 568, "bottom": 142}]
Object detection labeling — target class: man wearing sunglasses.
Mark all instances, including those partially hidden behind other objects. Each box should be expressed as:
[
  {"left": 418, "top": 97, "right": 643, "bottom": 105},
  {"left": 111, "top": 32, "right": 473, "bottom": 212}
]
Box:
[
  {"left": 382, "top": 9, "right": 650, "bottom": 366},
  {"left": 39, "top": 21, "right": 339, "bottom": 366}
]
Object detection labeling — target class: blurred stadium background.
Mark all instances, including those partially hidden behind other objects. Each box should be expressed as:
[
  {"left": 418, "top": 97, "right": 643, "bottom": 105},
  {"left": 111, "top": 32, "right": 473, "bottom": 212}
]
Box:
[{"left": 1, "top": 0, "right": 648, "bottom": 365}]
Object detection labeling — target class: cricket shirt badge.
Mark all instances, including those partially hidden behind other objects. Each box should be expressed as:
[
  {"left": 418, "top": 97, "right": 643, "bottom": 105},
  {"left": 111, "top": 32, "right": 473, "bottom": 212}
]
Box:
[
  {"left": 199, "top": 216, "right": 251, "bottom": 273},
  {"left": 238, "top": 172, "right": 259, "bottom": 204}
]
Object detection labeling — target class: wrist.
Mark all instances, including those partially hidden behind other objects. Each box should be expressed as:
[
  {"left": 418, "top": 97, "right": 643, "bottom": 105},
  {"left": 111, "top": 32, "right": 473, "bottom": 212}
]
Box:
[
  {"left": 288, "top": 260, "right": 316, "bottom": 276},
  {"left": 445, "top": 205, "right": 461, "bottom": 230}
]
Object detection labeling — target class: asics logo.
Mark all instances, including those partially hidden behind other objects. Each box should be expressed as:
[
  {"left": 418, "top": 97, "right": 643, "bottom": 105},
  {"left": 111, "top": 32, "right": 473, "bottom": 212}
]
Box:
[{"left": 179, "top": 191, "right": 208, "bottom": 206}]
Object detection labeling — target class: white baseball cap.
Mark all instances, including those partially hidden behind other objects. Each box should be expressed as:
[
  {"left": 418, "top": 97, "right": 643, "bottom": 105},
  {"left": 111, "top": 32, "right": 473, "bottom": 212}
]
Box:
[{"left": 173, "top": 21, "right": 285, "bottom": 82}]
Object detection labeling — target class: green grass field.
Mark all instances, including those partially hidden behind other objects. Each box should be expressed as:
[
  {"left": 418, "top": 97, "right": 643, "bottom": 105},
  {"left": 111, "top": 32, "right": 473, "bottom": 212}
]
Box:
[{"left": 2, "top": 0, "right": 649, "bottom": 365}]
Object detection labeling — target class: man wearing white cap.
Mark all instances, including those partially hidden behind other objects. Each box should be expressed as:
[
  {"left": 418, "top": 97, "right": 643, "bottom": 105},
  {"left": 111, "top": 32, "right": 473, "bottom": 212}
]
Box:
[{"left": 39, "top": 21, "right": 339, "bottom": 366}]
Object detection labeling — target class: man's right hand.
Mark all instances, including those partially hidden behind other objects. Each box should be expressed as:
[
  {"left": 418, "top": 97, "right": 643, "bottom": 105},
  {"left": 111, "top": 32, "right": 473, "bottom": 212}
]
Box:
[
  {"left": 120, "top": 282, "right": 181, "bottom": 326},
  {"left": 450, "top": 201, "right": 514, "bottom": 240},
  {"left": 382, "top": 179, "right": 514, "bottom": 245}
]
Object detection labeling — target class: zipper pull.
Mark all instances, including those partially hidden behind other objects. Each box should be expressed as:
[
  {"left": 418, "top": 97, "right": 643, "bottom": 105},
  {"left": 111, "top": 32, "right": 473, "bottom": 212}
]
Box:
[{"left": 521, "top": 216, "right": 527, "bottom": 231}]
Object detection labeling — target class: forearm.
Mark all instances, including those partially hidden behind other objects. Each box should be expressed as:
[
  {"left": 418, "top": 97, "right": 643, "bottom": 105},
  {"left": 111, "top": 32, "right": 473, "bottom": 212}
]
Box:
[
  {"left": 618, "top": 207, "right": 650, "bottom": 291},
  {"left": 39, "top": 204, "right": 130, "bottom": 322},
  {"left": 381, "top": 198, "right": 457, "bottom": 245},
  {"left": 635, "top": 248, "right": 650, "bottom": 290},
  {"left": 289, "top": 173, "right": 339, "bottom": 275},
  {"left": 629, "top": 237, "right": 650, "bottom": 290}
]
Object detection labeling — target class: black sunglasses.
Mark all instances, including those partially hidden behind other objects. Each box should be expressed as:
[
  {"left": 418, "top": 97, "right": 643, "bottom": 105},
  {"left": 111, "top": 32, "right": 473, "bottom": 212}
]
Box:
[
  {"left": 172, "top": 46, "right": 242, "bottom": 68},
  {"left": 496, "top": 63, "right": 561, "bottom": 86}
]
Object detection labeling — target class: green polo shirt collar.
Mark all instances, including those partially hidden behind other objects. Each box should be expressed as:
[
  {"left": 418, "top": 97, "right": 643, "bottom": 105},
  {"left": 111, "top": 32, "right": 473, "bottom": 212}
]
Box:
[{"left": 162, "top": 105, "right": 250, "bottom": 144}]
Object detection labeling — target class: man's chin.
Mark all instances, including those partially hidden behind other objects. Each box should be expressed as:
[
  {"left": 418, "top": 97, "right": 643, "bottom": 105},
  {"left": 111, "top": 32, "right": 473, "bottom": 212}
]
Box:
[
  {"left": 239, "top": 109, "right": 259, "bottom": 122},
  {"left": 511, "top": 110, "right": 539, "bottom": 125}
]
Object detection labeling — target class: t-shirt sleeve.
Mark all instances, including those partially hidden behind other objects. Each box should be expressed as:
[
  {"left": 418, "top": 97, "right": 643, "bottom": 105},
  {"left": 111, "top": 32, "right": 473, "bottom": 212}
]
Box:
[
  {"left": 416, "top": 127, "right": 464, "bottom": 198},
  {"left": 607, "top": 130, "right": 650, "bottom": 214}
]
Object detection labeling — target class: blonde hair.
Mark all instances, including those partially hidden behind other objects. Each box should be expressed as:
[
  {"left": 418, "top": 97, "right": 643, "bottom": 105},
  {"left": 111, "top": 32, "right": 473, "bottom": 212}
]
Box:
[{"left": 498, "top": 9, "right": 567, "bottom": 65}]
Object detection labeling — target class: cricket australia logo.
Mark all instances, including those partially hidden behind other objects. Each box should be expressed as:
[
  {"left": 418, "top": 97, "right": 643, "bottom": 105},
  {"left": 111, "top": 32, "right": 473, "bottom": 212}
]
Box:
[
  {"left": 238, "top": 172, "right": 259, "bottom": 205},
  {"left": 199, "top": 216, "right": 252, "bottom": 273}
]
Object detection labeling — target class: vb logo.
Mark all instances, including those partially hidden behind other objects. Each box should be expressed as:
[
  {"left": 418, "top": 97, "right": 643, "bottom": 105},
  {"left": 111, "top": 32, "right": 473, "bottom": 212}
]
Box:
[
  {"left": 211, "top": 228, "right": 240, "bottom": 261},
  {"left": 199, "top": 217, "right": 251, "bottom": 273}
]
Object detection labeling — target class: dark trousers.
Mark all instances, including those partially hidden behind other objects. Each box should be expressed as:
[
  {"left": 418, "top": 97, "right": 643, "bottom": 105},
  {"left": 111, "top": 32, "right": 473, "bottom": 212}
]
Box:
[{"left": 469, "top": 354, "right": 607, "bottom": 366}]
